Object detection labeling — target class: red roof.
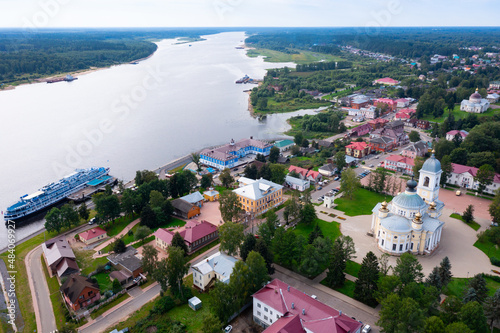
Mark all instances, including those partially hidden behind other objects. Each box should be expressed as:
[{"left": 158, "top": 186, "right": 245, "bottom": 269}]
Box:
[
  {"left": 375, "top": 77, "right": 399, "bottom": 84},
  {"left": 399, "top": 108, "right": 415, "bottom": 114},
  {"left": 446, "top": 130, "right": 468, "bottom": 138},
  {"left": 288, "top": 166, "right": 320, "bottom": 180},
  {"left": 346, "top": 141, "right": 368, "bottom": 151},
  {"left": 395, "top": 112, "right": 411, "bottom": 119},
  {"left": 375, "top": 98, "right": 396, "bottom": 106},
  {"left": 254, "top": 279, "right": 362, "bottom": 333},
  {"left": 79, "top": 227, "right": 107, "bottom": 241},
  {"left": 154, "top": 220, "right": 218, "bottom": 246},
  {"left": 395, "top": 98, "right": 409, "bottom": 103},
  {"left": 385, "top": 154, "right": 414, "bottom": 166},
  {"left": 368, "top": 118, "right": 389, "bottom": 125},
  {"left": 452, "top": 163, "right": 500, "bottom": 183}
]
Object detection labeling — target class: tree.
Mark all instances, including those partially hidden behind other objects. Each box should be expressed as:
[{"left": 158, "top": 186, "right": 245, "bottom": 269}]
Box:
[
  {"left": 140, "top": 205, "right": 157, "bottom": 228},
  {"left": 334, "top": 151, "right": 346, "bottom": 172},
  {"left": 450, "top": 147, "right": 468, "bottom": 165},
  {"left": 112, "top": 238, "right": 126, "bottom": 253},
  {"left": 135, "top": 170, "right": 158, "bottom": 186},
  {"left": 164, "top": 246, "right": 190, "bottom": 298},
  {"left": 375, "top": 275, "right": 401, "bottom": 304},
  {"left": 484, "top": 289, "right": 500, "bottom": 332},
  {"left": 121, "top": 189, "right": 140, "bottom": 215},
  {"left": 112, "top": 278, "right": 122, "bottom": 294},
  {"left": 201, "top": 313, "right": 222, "bottom": 333},
  {"left": 171, "top": 231, "right": 188, "bottom": 256},
  {"left": 475, "top": 164, "right": 495, "bottom": 194},
  {"left": 284, "top": 195, "right": 301, "bottom": 223},
  {"left": 409, "top": 130, "right": 421, "bottom": 142},
  {"left": 219, "top": 221, "right": 245, "bottom": 256},
  {"left": 462, "top": 205, "right": 475, "bottom": 224},
  {"left": 299, "top": 203, "right": 317, "bottom": 225},
  {"left": 134, "top": 226, "right": 151, "bottom": 245},
  {"left": 467, "top": 274, "right": 488, "bottom": 303},
  {"left": 219, "top": 168, "right": 234, "bottom": 188},
  {"left": 255, "top": 154, "right": 266, "bottom": 162},
  {"left": 379, "top": 253, "right": 391, "bottom": 276},
  {"left": 269, "top": 164, "right": 287, "bottom": 184},
  {"left": 376, "top": 293, "right": 401, "bottom": 333},
  {"left": 489, "top": 189, "right": 500, "bottom": 223},
  {"left": 258, "top": 211, "right": 278, "bottom": 246},
  {"left": 269, "top": 146, "right": 280, "bottom": 163},
  {"left": 394, "top": 252, "right": 424, "bottom": 287},
  {"left": 255, "top": 238, "right": 274, "bottom": 274},
  {"left": 141, "top": 244, "right": 158, "bottom": 276},
  {"left": 377, "top": 294, "right": 425, "bottom": 333},
  {"left": 191, "top": 152, "right": 202, "bottom": 172},
  {"left": 201, "top": 174, "right": 213, "bottom": 189},
  {"left": 78, "top": 202, "right": 90, "bottom": 221},
  {"left": 308, "top": 223, "right": 324, "bottom": 244},
  {"left": 425, "top": 266, "right": 442, "bottom": 290},
  {"left": 244, "top": 164, "right": 258, "bottom": 179},
  {"left": 440, "top": 155, "right": 453, "bottom": 186},
  {"left": 245, "top": 251, "right": 270, "bottom": 293},
  {"left": 413, "top": 156, "right": 425, "bottom": 180},
  {"left": 340, "top": 168, "right": 360, "bottom": 199},
  {"left": 208, "top": 281, "right": 237, "bottom": 323},
  {"left": 45, "top": 207, "right": 63, "bottom": 233},
  {"left": 299, "top": 244, "right": 322, "bottom": 278},
  {"left": 93, "top": 192, "right": 121, "bottom": 224},
  {"left": 445, "top": 322, "right": 473, "bottom": 333},
  {"left": 434, "top": 139, "right": 455, "bottom": 160},
  {"left": 60, "top": 202, "right": 80, "bottom": 229},
  {"left": 294, "top": 132, "right": 304, "bottom": 146},
  {"left": 219, "top": 191, "right": 243, "bottom": 223},
  {"left": 149, "top": 190, "right": 165, "bottom": 209},
  {"left": 425, "top": 316, "right": 445, "bottom": 333},
  {"left": 240, "top": 233, "right": 257, "bottom": 261},
  {"left": 326, "top": 236, "right": 355, "bottom": 288},
  {"left": 438, "top": 256, "right": 453, "bottom": 288},
  {"left": 354, "top": 251, "right": 380, "bottom": 306},
  {"left": 441, "top": 295, "right": 463, "bottom": 325},
  {"left": 460, "top": 301, "right": 488, "bottom": 333},
  {"left": 257, "top": 163, "right": 272, "bottom": 180}
]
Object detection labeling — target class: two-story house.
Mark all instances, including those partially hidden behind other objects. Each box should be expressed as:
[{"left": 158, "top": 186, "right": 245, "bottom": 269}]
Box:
[
  {"left": 345, "top": 141, "right": 371, "bottom": 158},
  {"left": 191, "top": 251, "right": 238, "bottom": 291},
  {"left": 233, "top": 178, "right": 284, "bottom": 217},
  {"left": 60, "top": 274, "right": 100, "bottom": 311}
]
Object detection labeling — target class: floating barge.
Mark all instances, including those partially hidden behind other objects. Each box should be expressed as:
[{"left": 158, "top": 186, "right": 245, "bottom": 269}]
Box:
[{"left": 47, "top": 74, "right": 78, "bottom": 84}]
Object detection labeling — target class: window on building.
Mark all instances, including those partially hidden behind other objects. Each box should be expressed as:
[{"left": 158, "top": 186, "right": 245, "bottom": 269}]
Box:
[
  {"left": 392, "top": 244, "right": 396, "bottom": 251},
  {"left": 424, "top": 176, "right": 430, "bottom": 187},
  {"left": 264, "top": 307, "right": 268, "bottom": 312},
  {"left": 399, "top": 244, "right": 403, "bottom": 251},
  {"left": 411, "top": 243, "right": 414, "bottom": 250},
  {"left": 257, "top": 311, "right": 261, "bottom": 316},
  {"left": 264, "top": 316, "right": 268, "bottom": 321},
  {"left": 257, "top": 303, "right": 261, "bottom": 308},
  {"left": 381, "top": 239, "right": 384, "bottom": 246}
]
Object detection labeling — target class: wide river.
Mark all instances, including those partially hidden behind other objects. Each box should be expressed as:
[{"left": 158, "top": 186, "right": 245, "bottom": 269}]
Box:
[{"left": 0, "top": 31, "right": 320, "bottom": 248}]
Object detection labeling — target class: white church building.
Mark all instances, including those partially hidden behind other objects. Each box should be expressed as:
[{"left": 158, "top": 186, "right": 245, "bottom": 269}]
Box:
[
  {"left": 460, "top": 88, "right": 490, "bottom": 113},
  {"left": 371, "top": 153, "right": 445, "bottom": 255}
]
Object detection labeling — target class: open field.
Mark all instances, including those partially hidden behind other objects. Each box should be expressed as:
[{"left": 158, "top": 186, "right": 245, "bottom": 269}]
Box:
[
  {"left": 335, "top": 189, "right": 393, "bottom": 216},
  {"left": 246, "top": 48, "right": 345, "bottom": 64},
  {"left": 420, "top": 104, "right": 500, "bottom": 123}
]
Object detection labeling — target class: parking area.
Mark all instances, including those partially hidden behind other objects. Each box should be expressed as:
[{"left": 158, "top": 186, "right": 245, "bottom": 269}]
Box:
[{"left": 227, "top": 307, "right": 263, "bottom": 333}]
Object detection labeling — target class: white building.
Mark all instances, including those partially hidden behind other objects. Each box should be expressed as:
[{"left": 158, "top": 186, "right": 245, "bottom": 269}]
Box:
[
  {"left": 191, "top": 251, "right": 238, "bottom": 291},
  {"left": 445, "top": 130, "right": 469, "bottom": 141},
  {"left": 285, "top": 175, "right": 310, "bottom": 192},
  {"left": 360, "top": 105, "right": 377, "bottom": 119},
  {"left": 318, "top": 164, "right": 337, "bottom": 177},
  {"left": 371, "top": 153, "right": 445, "bottom": 255},
  {"left": 446, "top": 163, "right": 500, "bottom": 195},
  {"left": 323, "top": 193, "right": 336, "bottom": 209},
  {"left": 460, "top": 88, "right": 490, "bottom": 113},
  {"left": 487, "top": 93, "right": 500, "bottom": 103}
]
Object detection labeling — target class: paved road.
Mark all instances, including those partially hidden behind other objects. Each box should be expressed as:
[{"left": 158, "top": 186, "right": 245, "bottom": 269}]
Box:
[
  {"left": 272, "top": 266, "right": 380, "bottom": 332},
  {"left": 28, "top": 246, "right": 57, "bottom": 333}
]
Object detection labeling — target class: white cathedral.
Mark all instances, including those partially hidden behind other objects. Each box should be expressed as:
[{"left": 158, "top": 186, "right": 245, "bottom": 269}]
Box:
[
  {"left": 371, "top": 152, "right": 445, "bottom": 255},
  {"left": 460, "top": 88, "right": 490, "bottom": 113}
]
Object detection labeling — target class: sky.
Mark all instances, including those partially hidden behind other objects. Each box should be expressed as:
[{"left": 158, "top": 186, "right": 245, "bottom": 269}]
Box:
[{"left": 0, "top": 0, "right": 498, "bottom": 28}]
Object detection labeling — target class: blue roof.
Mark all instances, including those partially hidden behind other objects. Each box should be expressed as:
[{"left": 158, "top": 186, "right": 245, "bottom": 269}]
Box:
[
  {"left": 87, "top": 175, "right": 112, "bottom": 186},
  {"left": 392, "top": 192, "right": 426, "bottom": 210},
  {"left": 421, "top": 155, "right": 441, "bottom": 173},
  {"left": 181, "top": 191, "right": 204, "bottom": 204},
  {"left": 381, "top": 214, "right": 412, "bottom": 233}
]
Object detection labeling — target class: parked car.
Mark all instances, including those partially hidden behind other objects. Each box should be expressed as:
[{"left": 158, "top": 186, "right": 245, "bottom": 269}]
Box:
[
  {"left": 317, "top": 186, "right": 322, "bottom": 190},
  {"left": 369, "top": 164, "right": 374, "bottom": 168},
  {"left": 311, "top": 295, "right": 318, "bottom": 300},
  {"left": 133, "top": 276, "right": 142, "bottom": 283},
  {"left": 88, "top": 217, "right": 96, "bottom": 225},
  {"left": 492, "top": 222, "right": 499, "bottom": 227},
  {"left": 334, "top": 176, "right": 340, "bottom": 181},
  {"left": 224, "top": 325, "right": 233, "bottom": 333},
  {"left": 362, "top": 324, "right": 371, "bottom": 333}
]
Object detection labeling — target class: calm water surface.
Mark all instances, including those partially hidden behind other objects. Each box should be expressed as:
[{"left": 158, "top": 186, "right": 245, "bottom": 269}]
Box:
[{"left": 0, "top": 31, "right": 320, "bottom": 247}]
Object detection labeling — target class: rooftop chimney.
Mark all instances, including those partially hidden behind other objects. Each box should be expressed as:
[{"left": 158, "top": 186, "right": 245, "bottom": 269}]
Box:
[
  {"left": 287, "top": 286, "right": 290, "bottom": 292},
  {"left": 291, "top": 303, "right": 295, "bottom": 309},
  {"left": 339, "top": 310, "right": 342, "bottom": 316},
  {"left": 302, "top": 309, "right": 306, "bottom": 315}
]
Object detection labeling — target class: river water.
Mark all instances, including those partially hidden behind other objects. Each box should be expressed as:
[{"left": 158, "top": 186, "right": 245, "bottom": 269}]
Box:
[{"left": 0, "top": 31, "right": 319, "bottom": 247}]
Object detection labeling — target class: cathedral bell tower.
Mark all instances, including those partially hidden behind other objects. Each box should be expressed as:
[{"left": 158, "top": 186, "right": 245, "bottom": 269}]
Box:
[{"left": 417, "top": 150, "right": 442, "bottom": 203}]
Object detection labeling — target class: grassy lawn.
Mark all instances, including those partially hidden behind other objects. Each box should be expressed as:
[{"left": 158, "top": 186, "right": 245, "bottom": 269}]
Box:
[
  {"left": 285, "top": 117, "right": 336, "bottom": 139},
  {"left": 446, "top": 276, "right": 500, "bottom": 298},
  {"left": 293, "top": 218, "right": 341, "bottom": 241},
  {"left": 450, "top": 213, "right": 481, "bottom": 231},
  {"left": 320, "top": 278, "right": 356, "bottom": 298},
  {"left": 93, "top": 271, "right": 113, "bottom": 293},
  {"left": 254, "top": 96, "right": 331, "bottom": 114},
  {"left": 334, "top": 188, "right": 393, "bottom": 216},
  {"left": 132, "top": 235, "right": 155, "bottom": 249},
  {"left": 345, "top": 260, "right": 362, "bottom": 278},
  {"left": 246, "top": 47, "right": 345, "bottom": 64},
  {"left": 474, "top": 239, "right": 500, "bottom": 261},
  {"left": 74, "top": 248, "right": 110, "bottom": 276},
  {"left": 90, "top": 293, "right": 130, "bottom": 319},
  {"left": 104, "top": 214, "right": 138, "bottom": 237},
  {"left": 419, "top": 104, "right": 500, "bottom": 123},
  {"left": 153, "top": 217, "right": 186, "bottom": 232}
]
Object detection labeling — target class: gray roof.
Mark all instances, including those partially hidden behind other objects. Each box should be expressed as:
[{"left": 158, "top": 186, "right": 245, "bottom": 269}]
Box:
[
  {"left": 192, "top": 251, "right": 238, "bottom": 280},
  {"left": 381, "top": 214, "right": 412, "bottom": 233},
  {"left": 345, "top": 155, "right": 359, "bottom": 164},
  {"left": 370, "top": 136, "right": 394, "bottom": 145},
  {"left": 233, "top": 178, "right": 283, "bottom": 201},
  {"left": 285, "top": 175, "right": 310, "bottom": 187},
  {"left": 422, "top": 215, "right": 444, "bottom": 232},
  {"left": 42, "top": 237, "right": 76, "bottom": 268},
  {"left": 108, "top": 246, "right": 142, "bottom": 273},
  {"left": 172, "top": 198, "right": 195, "bottom": 213},
  {"left": 421, "top": 154, "right": 442, "bottom": 173},
  {"left": 319, "top": 164, "right": 335, "bottom": 172},
  {"left": 181, "top": 191, "right": 204, "bottom": 204},
  {"left": 60, "top": 274, "right": 99, "bottom": 304},
  {"left": 391, "top": 192, "right": 427, "bottom": 211},
  {"left": 405, "top": 141, "right": 427, "bottom": 153}
]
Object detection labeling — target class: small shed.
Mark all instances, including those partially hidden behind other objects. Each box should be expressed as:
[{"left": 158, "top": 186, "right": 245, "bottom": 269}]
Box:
[
  {"left": 203, "top": 188, "right": 220, "bottom": 201},
  {"left": 188, "top": 296, "right": 202, "bottom": 311}
]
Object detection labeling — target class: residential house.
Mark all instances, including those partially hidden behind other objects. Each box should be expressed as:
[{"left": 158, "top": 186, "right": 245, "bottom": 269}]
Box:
[
  {"left": 107, "top": 246, "right": 143, "bottom": 278},
  {"left": 285, "top": 175, "right": 310, "bottom": 192},
  {"left": 42, "top": 237, "right": 80, "bottom": 278},
  {"left": 252, "top": 279, "right": 363, "bottom": 333},
  {"left": 171, "top": 198, "right": 201, "bottom": 219},
  {"left": 487, "top": 93, "right": 500, "bottom": 103},
  {"left": 78, "top": 227, "right": 107, "bottom": 245},
  {"left": 203, "top": 188, "right": 219, "bottom": 201},
  {"left": 180, "top": 191, "right": 204, "bottom": 208},
  {"left": 373, "top": 77, "right": 400, "bottom": 86},
  {"left": 317, "top": 140, "right": 334, "bottom": 148},
  {"left": 233, "top": 178, "right": 284, "bottom": 216},
  {"left": 370, "top": 136, "right": 397, "bottom": 152},
  {"left": 288, "top": 166, "right": 322, "bottom": 183},
  {"left": 395, "top": 111, "right": 412, "bottom": 120},
  {"left": 447, "top": 163, "right": 500, "bottom": 194},
  {"left": 318, "top": 164, "right": 336, "bottom": 177},
  {"left": 350, "top": 123, "right": 371, "bottom": 137},
  {"left": 375, "top": 98, "right": 397, "bottom": 112},
  {"left": 276, "top": 156, "right": 290, "bottom": 164},
  {"left": 416, "top": 119, "right": 430, "bottom": 129},
  {"left": 60, "top": 274, "right": 100, "bottom": 311},
  {"left": 191, "top": 251, "right": 238, "bottom": 291},
  {"left": 402, "top": 141, "right": 428, "bottom": 158},
  {"left": 395, "top": 98, "right": 410, "bottom": 108},
  {"left": 445, "top": 130, "right": 469, "bottom": 141},
  {"left": 154, "top": 220, "right": 219, "bottom": 253},
  {"left": 384, "top": 155, "right": 415, "bottom": 174},
  {"left": 274, "top": 139, "right": 295, "bottom": 152},
  {"left": 345, "top": 141, "right": 371, "bottom": 158},
  {"left": 368, "top": 118, "right": 389, "bottom": 130},
  {"left": 300, "top": 146, "right": 317, "bottom": 155},
  {"left": 370, "top": 120, "right": 408, "bottom": 146},
  {"left": 350, "top": 95, "right": 370, "bottom": 109},
  {"left": 360, "top": 105, "right": 377, "bottom": 119},
  {"left": 200, "top": 137, "right": 273, "bottom": 170},
  {"left": 489, "top": 81, "right": 500, "bottom": 90}
]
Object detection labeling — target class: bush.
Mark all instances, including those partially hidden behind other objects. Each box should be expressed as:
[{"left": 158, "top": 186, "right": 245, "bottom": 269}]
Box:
[
  {"left": 152, "top": 295, "right": 176, "bottom": 314},
  {"left": 112, "top": 279, "right": 122, "bottom": 294},
  {"left": 491, "top": 257, "right": 500, "bottom": 267},
  {"left": 128, "top": 230, "right": 133, "bottom": 236}
]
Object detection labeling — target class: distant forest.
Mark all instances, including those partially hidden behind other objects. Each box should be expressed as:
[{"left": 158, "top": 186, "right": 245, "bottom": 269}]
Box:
[{"left": 0, "top": 28, "right": 227, "bottom": 85}]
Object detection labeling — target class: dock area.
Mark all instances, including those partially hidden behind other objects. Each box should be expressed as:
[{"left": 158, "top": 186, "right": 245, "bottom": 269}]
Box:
[{"left": 67, "top": 175, "right": 116, "bottom": 202}]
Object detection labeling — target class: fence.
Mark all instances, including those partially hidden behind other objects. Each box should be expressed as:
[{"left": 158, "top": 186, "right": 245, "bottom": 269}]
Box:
[{"left": 75, "top": 289, "right": 127, "bottom": 320}]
